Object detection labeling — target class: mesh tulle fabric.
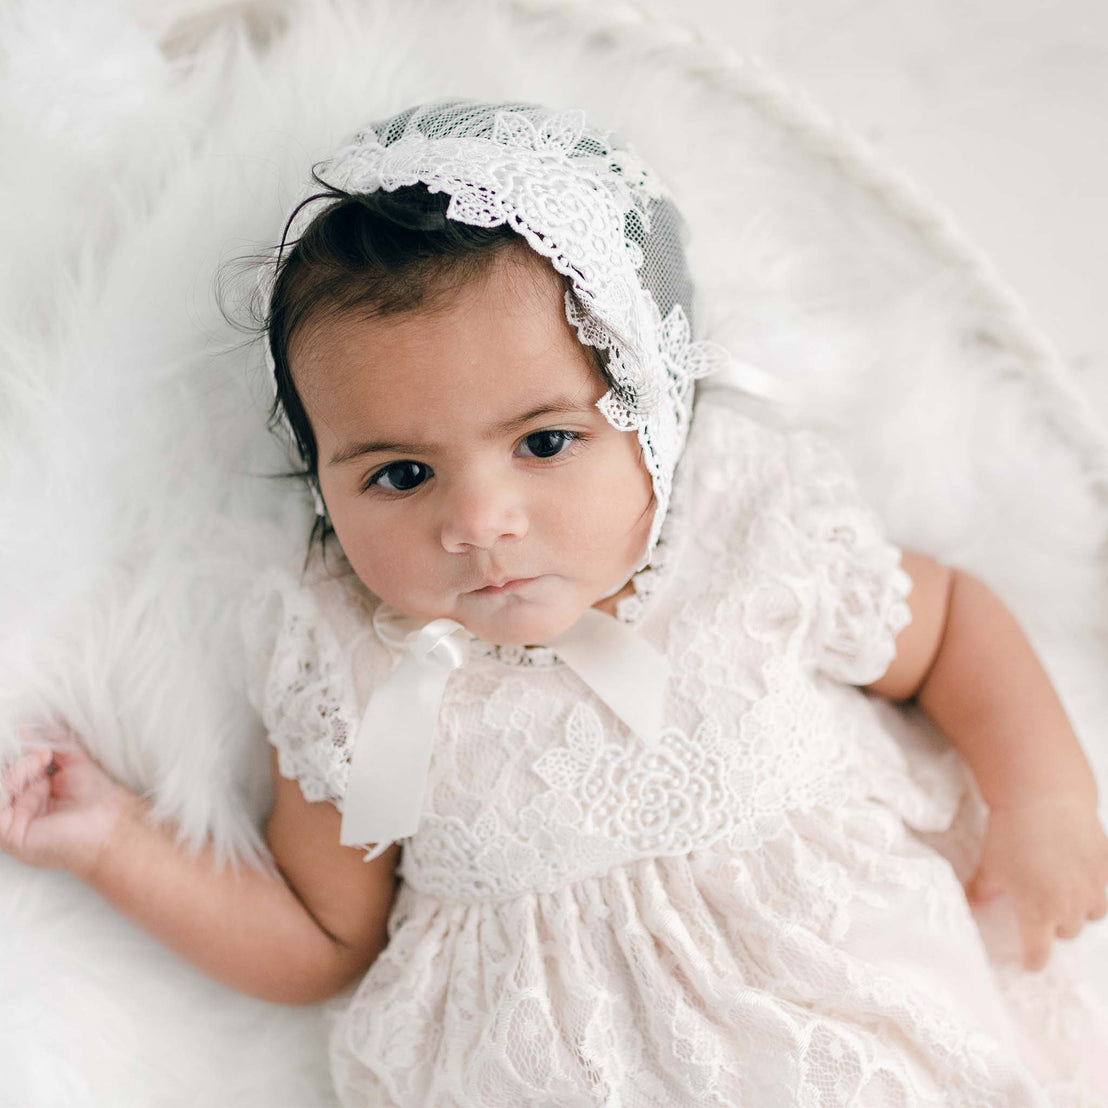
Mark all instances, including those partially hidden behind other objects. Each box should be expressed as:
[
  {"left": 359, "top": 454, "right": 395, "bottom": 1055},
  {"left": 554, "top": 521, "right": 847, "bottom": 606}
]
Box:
[
  {"left": 261, "top": 100, "right": 728, "bottom": 569},
  {"left": 243, "top": 391, "right": 1108, "bottom": 1105}
]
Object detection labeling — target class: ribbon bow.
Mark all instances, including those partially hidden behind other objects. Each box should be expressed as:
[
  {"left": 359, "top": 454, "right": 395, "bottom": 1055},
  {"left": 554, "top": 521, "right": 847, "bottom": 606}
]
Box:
[{"left": 339, "top": 605, "right": 670, "bottom": 857}]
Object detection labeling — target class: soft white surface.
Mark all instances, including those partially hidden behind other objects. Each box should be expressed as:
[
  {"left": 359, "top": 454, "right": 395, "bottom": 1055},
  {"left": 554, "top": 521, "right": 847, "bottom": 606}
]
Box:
[
  {"left": 2, "top": 0, "right": 1106, "bottom": 1104},
  {"left": 640, "top": 0, "right": 1108, "bottom": 418}
]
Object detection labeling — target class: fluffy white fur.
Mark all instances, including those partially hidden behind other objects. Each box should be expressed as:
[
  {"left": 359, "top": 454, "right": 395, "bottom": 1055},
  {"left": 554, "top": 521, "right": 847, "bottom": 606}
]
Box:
[{"left": 2, "top": 0, "right": 1107, "bottom": 1103}]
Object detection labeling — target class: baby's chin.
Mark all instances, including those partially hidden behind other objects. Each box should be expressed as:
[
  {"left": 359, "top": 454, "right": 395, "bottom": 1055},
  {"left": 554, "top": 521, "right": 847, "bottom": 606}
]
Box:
[
  {"left": 453, "top": 591, "right": 589, "bottom": 647},
  {"left": 460, "top": 612, "right": 583, "bottom": 647}
]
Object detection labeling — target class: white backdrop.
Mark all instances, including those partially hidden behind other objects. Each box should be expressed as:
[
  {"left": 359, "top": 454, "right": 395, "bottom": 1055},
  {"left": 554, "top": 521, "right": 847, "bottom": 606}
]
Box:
[
  {"left": 116, "top": 0, "right": 1108, "bottom": 419},
  {"left": 2, "top": 1, "right": 1107, "bottom": 1104},
  {"left": 638, "top": 0, "right": 1108, "bottom": 418}
]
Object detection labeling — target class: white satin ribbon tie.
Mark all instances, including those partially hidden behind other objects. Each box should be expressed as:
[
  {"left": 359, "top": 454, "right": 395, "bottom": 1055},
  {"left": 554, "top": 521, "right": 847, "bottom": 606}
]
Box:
[
  {"left": 340, "top": 605, "right": 670, "bottom": 858},
  {"left": 340, "top": 617, "right": 468, "bottom": 851},
  {"left": 546, "top": 608, "right": 667, "bottom": 750}
]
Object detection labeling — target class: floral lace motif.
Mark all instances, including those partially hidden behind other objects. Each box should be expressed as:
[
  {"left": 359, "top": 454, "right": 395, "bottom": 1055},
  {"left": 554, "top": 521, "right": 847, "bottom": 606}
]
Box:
[
  {"left": 263, "top": 100, "right": 729, "bottom": 566},
  {"left": 244, "top": 393, "right": 1104, "bottom": 1105},
  {"left": 242, "top": 392, "right": 922, "bottom": 855},
  {"left": 240, "top": 570, "right": 357, "bottom": 807}
]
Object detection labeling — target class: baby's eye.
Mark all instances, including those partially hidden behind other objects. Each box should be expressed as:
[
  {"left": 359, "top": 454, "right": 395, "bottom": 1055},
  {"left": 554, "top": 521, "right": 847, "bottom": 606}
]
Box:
[
  {"left": 517, "top": 430, "right": 580, "bottom": 459},
  {"left": 366, "top": 460, "right": 431, "bottom": 493}
]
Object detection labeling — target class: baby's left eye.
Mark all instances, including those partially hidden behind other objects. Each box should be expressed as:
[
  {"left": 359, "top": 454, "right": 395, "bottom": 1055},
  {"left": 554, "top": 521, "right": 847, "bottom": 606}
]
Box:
[{"left": 518, "top": 430, "right": 580, "bottom": 459}]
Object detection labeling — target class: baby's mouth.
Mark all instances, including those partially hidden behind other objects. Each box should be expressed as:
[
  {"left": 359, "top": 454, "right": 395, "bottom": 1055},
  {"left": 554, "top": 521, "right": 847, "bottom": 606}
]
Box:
[{"left": 470, "top": 576, "right": 541, "bottom": 595}]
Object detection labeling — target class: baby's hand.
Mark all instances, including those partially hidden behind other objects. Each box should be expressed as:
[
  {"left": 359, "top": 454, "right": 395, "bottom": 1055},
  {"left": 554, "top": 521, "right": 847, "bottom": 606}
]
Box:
[
  {"left": 965, "top": 793, "right": 1108, "bottom": 971},
  {"left": 0, "top": 721, "right": 144, "bottom": 880}
]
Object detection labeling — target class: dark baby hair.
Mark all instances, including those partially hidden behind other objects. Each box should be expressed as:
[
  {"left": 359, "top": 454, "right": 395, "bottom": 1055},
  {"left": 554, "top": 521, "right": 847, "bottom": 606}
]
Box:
[{"left": 261, "top": 178, "right": 621, "bottom": 547}]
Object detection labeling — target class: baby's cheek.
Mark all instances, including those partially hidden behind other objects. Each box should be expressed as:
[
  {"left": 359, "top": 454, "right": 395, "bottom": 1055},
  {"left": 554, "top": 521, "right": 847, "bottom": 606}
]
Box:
[
  {"left": 330, "top": 521, "right": 414, "bottom": 600},
  {"left": 608, "top": 461, "right": 656, "bottom": 552},
  {"left": 549, "top": 499, "right": 619, "bottom": 568},
  {"left": 566, "top": 438, "right": 650, "bottom": 531}
]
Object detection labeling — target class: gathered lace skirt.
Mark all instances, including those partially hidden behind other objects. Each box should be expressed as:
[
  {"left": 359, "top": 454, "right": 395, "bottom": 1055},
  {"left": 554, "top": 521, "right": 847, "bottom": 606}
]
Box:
[{"left": 325, "top": 797, "right": 1108, "bottom": 1107}]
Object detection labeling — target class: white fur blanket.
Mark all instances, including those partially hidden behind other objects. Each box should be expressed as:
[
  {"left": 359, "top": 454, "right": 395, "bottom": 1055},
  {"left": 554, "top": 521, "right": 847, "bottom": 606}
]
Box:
[{"left": 2, "top": 1, "right": 1107, "bottom": 1103}]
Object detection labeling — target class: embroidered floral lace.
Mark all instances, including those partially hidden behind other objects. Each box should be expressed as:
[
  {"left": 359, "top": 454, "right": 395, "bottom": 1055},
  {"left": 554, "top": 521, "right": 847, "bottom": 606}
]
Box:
[
  {"left": 241, "top": 390, "right": 1108, "bottom": 1106},
  {"left": 260, "top": 101, "right": 729, "bottom": 569}
]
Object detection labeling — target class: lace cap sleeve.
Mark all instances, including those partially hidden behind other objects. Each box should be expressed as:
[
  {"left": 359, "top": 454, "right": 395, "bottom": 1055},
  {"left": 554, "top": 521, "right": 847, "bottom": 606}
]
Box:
[
  {"left": 785, "top": 429, "right": 914, "bottom": 686},
  {"left": 241, "top": 561, "right": 382, "bottom": 811}
]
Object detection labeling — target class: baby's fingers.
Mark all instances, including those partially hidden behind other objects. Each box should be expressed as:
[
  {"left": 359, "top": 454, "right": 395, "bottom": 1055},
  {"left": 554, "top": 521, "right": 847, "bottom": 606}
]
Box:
[
  {"left": 1057, "top": 883, "right": 1108, "bottom": 934},
  {"left": 1018, "top": 912, "right": 1054, "bottom": 972},
  {"left": 0, "top": 756, "right": 52, "bottom": 855},
  {"left": 22, "top": 719, "right": 86, "bottom": 757},
  {"left": 964, "top": 866, "right": 1004, "bottom": 907},
  {"left": 0, "top": 777, "right": 44, "bottom": 830},
  {"left": 1055, "top": 914, "right": 1087, "bottom": 940},
  {"left": 1, "top": 747, "right": 55, "bottom": 798},
  {"left": 1089, "top": 889, "right": 1108, "bottom": 922}
]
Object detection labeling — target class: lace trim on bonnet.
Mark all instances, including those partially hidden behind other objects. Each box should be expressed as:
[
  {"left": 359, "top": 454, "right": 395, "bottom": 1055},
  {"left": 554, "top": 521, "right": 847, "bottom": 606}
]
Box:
[{"left": 259, "top": 100, "right": 733, "bottom": 571}]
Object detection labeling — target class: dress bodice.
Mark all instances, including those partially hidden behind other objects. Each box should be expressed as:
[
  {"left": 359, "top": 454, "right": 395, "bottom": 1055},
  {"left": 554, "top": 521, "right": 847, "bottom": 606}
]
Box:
[
  {"left": 243, "top": 388, "right": 923, "bottom": 903},
  {"left": 241, "top": 391, "right": 1107, "bottom": 1108}
]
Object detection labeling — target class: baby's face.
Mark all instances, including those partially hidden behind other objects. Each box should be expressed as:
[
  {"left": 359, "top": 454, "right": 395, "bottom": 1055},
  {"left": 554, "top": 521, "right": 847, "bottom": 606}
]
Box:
[{"left": 290, "top": 249, "right": 655, "bottom": 645}]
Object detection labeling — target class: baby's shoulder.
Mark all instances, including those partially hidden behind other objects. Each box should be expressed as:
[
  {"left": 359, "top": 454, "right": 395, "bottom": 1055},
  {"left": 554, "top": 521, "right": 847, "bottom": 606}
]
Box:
[
  {"left": 683, "top": 389, "right": 802, "bottom": 526},
  {"left": 680, "top": 388, "right": 891, "bottom": 584},
  {"left": 679, "top": 389, "right": 911, "bottom": 685},
  {"left": 685, "top": 387, "right": 870, "bottom": 518},
  {"left": 244, "top": 544, "right": 374, "bottom": 636},
  {"left": 240, "top": 545, "right": 388, "bottom": 719}
]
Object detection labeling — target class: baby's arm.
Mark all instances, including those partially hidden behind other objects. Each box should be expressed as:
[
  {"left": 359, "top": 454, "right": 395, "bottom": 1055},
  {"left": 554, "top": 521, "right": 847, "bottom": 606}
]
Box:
[
  {"left": 865, "top": 553, "right": 1108, "bottom": 968},
  {"left": 1, "top": 727, "right": 398, "bottom": 1004}
]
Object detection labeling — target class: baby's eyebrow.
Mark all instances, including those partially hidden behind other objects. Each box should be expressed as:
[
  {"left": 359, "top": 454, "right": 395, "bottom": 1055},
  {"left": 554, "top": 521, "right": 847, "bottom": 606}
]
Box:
[{"left": 329, "top": 395, "right": 596, "bottom": 465}]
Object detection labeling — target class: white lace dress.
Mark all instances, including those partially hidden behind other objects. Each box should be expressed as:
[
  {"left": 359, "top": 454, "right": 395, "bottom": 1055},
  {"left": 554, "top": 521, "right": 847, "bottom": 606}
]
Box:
[{"left": 243, "top": 389, "right": 1108, "bottom": 1107}]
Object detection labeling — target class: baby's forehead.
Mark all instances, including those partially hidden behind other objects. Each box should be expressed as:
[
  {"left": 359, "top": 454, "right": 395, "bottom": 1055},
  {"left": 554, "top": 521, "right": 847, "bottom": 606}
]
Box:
[
  {"left": 291, "top": 239, "right": 563, "bottom": 360},
  {"left": 291, "top": 254, "right": 604, "bottom": 417},
  {"left": 305, "top": 246, "right": 575, "bottom": 343}
]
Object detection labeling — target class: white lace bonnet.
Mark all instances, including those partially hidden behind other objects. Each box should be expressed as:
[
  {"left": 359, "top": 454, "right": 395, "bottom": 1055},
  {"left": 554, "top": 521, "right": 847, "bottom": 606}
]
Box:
[{"left": 259, "top": 98, "right": 728, "bottom": 570}]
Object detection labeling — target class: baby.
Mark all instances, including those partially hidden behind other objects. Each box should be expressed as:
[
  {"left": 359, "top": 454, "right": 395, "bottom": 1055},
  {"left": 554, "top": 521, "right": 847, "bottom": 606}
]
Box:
[{"left": 3, "top": 100, "right": 1108, "bottom": 1105}]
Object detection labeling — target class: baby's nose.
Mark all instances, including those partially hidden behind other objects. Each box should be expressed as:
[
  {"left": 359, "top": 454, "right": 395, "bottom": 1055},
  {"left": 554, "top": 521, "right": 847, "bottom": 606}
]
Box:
[{"left": 439, "top": 479, "right": 529, "bottom": 553}]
